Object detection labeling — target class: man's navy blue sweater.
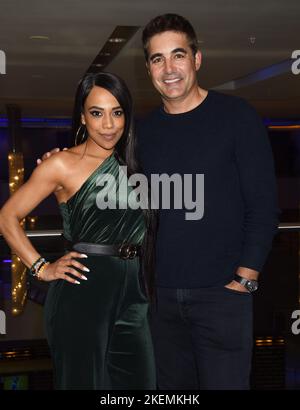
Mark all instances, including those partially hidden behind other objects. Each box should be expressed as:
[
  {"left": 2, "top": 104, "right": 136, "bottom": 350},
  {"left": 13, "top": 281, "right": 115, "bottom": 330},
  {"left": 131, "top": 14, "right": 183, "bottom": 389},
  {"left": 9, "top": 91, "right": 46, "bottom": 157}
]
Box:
[{"left": 137, "top": 90, "right": 279, "bottom": 288}]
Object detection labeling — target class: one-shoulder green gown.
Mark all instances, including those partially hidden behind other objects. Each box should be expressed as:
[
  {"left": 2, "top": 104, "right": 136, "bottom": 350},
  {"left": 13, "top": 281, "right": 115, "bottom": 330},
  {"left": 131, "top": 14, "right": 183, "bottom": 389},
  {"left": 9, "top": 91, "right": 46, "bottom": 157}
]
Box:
[{"left": 44, "top": 153, "right": 156, "bottom": 390}]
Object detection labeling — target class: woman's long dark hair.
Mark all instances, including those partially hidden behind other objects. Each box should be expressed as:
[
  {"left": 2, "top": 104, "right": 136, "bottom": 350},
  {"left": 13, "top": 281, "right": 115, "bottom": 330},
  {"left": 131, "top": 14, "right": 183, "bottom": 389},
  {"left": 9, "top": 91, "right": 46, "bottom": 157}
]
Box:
[{"left": 72, "top": 71, "right": 157, "bottom": 301}]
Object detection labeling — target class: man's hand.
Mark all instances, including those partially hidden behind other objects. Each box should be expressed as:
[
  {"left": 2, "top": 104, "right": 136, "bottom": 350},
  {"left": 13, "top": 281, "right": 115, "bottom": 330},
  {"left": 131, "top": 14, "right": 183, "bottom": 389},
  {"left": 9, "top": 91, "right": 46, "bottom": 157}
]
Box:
[
  {"left": 225, "top": 266, "right": 259, "bottom": 293},
  {"left": 224, "top": 280, "right": 250, "bottom": 293},
  {"left": 36, "top": 147, "right": 68, "bottom": 165}
]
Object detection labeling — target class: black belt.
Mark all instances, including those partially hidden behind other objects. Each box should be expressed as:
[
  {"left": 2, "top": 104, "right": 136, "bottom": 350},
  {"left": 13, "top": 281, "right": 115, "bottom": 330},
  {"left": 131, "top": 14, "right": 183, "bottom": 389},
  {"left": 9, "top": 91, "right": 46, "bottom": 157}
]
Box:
[{"left": 64, "top": 238, "right": 141, "bottom": 260}]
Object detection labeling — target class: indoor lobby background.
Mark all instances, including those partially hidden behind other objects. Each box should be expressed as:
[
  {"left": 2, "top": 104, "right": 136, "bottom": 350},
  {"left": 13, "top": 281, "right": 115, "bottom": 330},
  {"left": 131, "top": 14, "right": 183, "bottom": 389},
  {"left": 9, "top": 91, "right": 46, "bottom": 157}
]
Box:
[{"left": 0, "top": 0, "right": 300, "bottom": 390}]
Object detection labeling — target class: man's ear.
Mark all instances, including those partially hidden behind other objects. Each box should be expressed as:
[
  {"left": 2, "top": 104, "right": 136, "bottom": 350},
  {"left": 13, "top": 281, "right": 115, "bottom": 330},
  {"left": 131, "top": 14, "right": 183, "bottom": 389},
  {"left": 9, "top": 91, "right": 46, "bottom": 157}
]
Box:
[
  {"left": 146, "top": 62, "right": 150, "bottom": 76},
  {"left": 195, "top": 50, "right": 202, "bottom": 71}
]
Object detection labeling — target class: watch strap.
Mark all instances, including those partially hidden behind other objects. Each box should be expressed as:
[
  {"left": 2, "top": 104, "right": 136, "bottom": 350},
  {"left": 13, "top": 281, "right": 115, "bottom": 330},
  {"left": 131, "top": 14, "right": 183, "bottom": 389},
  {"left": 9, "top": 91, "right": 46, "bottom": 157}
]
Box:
[{"left": 234, "top": 274, "right": 248, "bottom": 286}]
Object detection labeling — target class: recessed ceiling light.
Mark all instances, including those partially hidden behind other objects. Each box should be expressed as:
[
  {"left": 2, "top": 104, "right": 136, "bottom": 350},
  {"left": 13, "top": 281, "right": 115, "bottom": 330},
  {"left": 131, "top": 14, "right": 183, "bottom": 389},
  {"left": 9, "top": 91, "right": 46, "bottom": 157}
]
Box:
[
  {"left": 87, "top": 26, "right": 139, "bottom": 73},
  {"left": 31, "top": 74, "right": 44, "bottom": 78},
  {"left": 108, "top": 37, "right": 126, "bottom": 43},
  {"left": 29, "top": 35, "right": 50, "bottom": 40}
]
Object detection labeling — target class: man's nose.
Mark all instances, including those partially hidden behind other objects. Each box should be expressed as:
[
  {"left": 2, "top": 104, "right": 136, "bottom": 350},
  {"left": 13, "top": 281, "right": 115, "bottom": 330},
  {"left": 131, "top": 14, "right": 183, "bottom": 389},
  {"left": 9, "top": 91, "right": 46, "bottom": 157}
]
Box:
[{"left": 163, "top": 58, "right": 175, "bottom": 74}]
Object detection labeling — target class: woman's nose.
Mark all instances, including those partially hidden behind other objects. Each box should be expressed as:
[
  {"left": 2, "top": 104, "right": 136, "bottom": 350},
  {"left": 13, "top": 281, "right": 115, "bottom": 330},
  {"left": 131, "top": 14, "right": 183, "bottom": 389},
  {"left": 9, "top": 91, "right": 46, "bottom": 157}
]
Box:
[{"left": 102, "top": 113, "right": 113, "bottom": 129}]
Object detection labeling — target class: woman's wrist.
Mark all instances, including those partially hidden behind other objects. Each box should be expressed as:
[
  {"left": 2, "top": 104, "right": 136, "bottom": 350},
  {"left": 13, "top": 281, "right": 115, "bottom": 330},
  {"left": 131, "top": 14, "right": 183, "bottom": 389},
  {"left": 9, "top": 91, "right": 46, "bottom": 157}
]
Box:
[
  {"left": 36, "top": 261, "right": 50, "bottom": 280},
  {"left": 29, "top": 256, "right": 50, "bottom": 280}
]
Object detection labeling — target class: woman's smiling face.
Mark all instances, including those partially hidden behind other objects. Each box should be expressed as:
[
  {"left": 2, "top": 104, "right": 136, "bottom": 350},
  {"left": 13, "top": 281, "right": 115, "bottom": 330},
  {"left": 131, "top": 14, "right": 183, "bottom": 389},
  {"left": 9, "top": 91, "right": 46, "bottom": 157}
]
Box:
[{"left": 81, "top": 85, "right": 125, "bottom": 152}]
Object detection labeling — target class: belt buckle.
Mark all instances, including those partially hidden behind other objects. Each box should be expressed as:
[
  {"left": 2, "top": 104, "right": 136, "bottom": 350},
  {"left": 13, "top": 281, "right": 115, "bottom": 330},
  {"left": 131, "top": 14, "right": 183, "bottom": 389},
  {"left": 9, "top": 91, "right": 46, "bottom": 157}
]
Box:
[{"left": 119, "top": 243, "right": 137, "bottom": 259}]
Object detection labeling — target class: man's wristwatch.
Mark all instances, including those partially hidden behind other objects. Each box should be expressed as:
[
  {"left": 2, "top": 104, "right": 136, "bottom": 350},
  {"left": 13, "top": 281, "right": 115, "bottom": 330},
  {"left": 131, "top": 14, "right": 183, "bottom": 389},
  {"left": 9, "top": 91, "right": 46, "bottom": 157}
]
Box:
[{"left": 234, "top": 274, "right": 258, "bottom": 293}]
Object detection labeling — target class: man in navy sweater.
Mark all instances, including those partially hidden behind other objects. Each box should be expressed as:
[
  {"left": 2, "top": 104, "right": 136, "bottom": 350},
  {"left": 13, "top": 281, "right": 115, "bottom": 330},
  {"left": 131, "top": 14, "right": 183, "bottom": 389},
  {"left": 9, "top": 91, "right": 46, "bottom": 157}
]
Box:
[{"left": 137, "top": 13, "right": 279, "bottom": 389}]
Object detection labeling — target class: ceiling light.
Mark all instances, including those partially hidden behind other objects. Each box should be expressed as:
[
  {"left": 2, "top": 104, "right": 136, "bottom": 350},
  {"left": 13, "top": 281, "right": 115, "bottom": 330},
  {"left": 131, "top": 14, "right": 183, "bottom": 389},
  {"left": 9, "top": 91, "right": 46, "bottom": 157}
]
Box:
[
  {"left": 29, "top": 35, "right": 50, "bottom": 40},
  {"left": 87, "top": 26, "right": 139, "bottom": 73},
  {"left": 108, "top": 37, "right": 126, "bottom": 43}
]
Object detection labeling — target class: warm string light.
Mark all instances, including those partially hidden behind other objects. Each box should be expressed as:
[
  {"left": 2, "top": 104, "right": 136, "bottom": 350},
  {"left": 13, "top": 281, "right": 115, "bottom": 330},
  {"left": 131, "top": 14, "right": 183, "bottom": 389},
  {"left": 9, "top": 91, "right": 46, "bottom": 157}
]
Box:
[
  {"left": 27, "top": 215, "right": 37, "bottom": 229},
  {"left": 8, "top": 153, "right": 24, "bottom": 195},
  {"left": 11, "top": 254, "right": 27, "bottom": 316},
  {"left": 8, "top": 152, "right": 27, "bottom": 315},
  {"left": 255, "top": 337, "right": 285, "bottom": 346}
]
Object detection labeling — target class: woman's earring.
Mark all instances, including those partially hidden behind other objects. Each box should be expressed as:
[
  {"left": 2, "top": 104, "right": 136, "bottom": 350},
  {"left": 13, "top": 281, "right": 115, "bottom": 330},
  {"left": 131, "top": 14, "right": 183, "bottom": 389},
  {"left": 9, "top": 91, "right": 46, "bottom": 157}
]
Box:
[{"left": 75, "top": 124, "right": 86, "bottom": 146}]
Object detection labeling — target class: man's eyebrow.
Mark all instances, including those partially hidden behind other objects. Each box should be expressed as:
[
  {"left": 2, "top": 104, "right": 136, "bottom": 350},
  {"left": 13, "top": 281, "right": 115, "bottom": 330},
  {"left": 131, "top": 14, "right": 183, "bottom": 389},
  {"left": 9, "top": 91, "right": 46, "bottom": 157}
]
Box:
[
  {"left": 149, "top": 48, "right": 188, "bottom": 62},
  {"left": 171, "top": 48, "right": 187, "bottom": 54},
  {"left": 149, "top": 53, "right": 163, "bottom": 62}
]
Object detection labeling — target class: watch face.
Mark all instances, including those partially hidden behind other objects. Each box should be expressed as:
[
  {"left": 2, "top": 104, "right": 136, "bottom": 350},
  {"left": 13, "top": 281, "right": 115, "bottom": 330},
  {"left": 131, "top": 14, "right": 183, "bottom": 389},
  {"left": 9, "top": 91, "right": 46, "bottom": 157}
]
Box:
[{"left": 246, "top": 280, "right": 258, "bottom": 292}]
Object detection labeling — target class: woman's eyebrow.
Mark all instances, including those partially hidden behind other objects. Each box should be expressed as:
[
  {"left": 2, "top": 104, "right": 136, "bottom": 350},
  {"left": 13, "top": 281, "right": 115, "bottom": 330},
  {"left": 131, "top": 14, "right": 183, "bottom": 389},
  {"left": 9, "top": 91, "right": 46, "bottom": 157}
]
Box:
[{"left": 87, "top": 105, "right": 122, "bottom": 110}]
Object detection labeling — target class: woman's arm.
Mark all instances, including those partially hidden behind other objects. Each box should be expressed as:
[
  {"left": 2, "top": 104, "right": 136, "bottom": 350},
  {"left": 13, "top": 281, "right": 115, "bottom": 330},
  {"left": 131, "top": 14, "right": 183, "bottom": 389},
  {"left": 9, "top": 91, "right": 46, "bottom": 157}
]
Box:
[{"left": 0, "top": 154, "right": 88, "bottom": 283}]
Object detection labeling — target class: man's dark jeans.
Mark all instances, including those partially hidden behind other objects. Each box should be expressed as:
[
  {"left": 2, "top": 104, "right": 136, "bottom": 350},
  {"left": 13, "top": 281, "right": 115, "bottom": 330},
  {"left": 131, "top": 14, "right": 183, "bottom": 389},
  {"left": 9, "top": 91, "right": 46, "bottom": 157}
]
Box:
[{"left": 150, "top": 285, "right": 253, "bottom": 390}]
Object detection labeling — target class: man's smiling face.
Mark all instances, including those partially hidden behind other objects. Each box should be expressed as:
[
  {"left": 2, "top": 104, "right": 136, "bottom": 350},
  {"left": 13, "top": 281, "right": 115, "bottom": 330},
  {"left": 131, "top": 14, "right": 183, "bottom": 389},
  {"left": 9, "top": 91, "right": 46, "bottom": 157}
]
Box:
[{"left": 146, "top": 31, "right": 201, "bottom": 104}]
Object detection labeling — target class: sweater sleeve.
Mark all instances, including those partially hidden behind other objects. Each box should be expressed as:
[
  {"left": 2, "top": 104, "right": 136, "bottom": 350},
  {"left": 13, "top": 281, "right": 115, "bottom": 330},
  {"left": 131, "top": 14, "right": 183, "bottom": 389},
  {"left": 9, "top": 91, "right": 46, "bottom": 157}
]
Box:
[{"left": 234, "top": 99, "right": 280, "bottom": 272}]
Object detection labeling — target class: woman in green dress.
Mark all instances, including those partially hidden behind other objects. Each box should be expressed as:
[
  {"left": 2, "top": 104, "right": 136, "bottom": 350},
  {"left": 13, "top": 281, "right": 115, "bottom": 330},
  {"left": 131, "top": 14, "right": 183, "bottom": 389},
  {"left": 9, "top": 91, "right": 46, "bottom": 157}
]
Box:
[{"left": 0, "top": 72, "right": 156, "bottom": 389}]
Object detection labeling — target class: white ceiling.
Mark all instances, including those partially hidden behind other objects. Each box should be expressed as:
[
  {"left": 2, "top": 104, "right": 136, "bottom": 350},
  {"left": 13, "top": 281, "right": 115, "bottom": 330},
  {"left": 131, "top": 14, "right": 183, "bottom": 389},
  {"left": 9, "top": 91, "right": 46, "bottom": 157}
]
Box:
[{"left": 0, "top": 0, "right": 299, "bottom": 118}]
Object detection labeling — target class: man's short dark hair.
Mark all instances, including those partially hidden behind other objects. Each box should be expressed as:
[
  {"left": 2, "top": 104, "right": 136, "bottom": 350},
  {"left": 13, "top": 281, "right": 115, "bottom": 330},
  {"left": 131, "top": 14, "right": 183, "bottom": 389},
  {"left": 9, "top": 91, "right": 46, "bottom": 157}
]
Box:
[{"left": 142, "top": 13, "right": 199, "bottom": 61}]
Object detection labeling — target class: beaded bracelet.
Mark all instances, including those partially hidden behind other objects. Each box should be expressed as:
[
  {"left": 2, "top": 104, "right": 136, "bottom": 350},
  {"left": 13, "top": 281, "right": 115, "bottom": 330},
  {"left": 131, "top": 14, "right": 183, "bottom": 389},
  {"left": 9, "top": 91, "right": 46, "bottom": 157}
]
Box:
[
  {"left": 36, "top": 261, "right": 50, "bottom": 280},
  {"left": 29, "top": 256, "right": 45, "bottom": 273},
  {"left": 29, "top": 256, "right": 48, "bottom": 278}
]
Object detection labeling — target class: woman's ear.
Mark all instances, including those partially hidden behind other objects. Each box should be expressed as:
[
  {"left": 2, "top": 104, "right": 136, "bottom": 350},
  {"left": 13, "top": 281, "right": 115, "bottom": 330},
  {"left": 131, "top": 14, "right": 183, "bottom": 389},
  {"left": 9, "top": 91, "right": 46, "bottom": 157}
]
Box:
[{"left": 81, "top": 113, "right": 86, "bottom": 125}]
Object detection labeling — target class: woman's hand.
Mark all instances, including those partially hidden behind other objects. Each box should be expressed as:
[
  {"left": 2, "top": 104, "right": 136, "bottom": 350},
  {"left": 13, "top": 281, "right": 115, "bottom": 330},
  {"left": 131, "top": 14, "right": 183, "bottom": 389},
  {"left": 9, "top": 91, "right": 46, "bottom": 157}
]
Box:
[{"left": 39, "top": 252, "right": 89, "bottom": 284}]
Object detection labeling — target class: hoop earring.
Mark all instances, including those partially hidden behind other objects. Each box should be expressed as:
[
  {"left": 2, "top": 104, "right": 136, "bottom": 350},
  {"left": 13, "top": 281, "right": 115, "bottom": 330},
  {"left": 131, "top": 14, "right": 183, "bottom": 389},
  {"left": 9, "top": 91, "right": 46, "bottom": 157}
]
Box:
[{"left": 75, "top": 125, "right": 87, "bottom": 146}]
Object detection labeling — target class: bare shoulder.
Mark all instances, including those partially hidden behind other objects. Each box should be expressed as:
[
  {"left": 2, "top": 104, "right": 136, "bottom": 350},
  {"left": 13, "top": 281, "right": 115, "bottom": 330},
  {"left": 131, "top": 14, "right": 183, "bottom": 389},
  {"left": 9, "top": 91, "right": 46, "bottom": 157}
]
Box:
[
  {"left": 31, "top": 151, "right": 73, "bottom": 185},
  {"left": 38, "top": 148, "right": 82, "bottom": 173},
  {"left": 36, "top": 151, "right": 67, "bottom": 173}
]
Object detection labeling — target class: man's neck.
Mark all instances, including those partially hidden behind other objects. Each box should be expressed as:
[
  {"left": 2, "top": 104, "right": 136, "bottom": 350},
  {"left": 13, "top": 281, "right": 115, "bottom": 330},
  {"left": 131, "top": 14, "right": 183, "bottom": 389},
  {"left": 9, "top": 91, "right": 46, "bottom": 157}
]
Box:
[{"left": 162, "top": 86, "right": 208, "bottom": 114}]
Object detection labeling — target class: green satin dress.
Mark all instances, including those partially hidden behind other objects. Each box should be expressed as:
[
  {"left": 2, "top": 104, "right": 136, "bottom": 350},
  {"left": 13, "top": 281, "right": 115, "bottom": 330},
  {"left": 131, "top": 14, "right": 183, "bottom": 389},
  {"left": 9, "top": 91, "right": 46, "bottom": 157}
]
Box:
[{"left": 44, "top": 153, "right": 156, "bottom": 390}]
